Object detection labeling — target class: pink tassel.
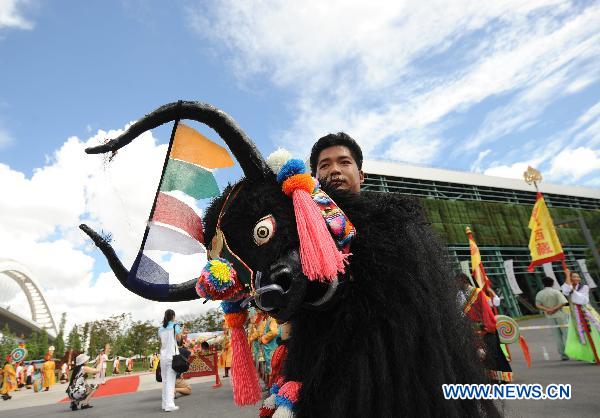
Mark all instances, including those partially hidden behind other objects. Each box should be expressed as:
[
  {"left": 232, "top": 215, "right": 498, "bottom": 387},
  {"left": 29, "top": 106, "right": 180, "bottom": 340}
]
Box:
[
  {"left": 228, "top": 315, "right": 262, "bottom": 406},
  {"left": 292, "top": 189, "right": 348, "bottom": 282}
]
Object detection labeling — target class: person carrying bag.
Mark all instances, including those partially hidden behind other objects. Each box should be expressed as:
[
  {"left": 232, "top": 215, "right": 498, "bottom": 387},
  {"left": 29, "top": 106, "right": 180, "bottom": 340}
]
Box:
[{"left": 158, "top": 309, "right": 183, "bottom": 412}]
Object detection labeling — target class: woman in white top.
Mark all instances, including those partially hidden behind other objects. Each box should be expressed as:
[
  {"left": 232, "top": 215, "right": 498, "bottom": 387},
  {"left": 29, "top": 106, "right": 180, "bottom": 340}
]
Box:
[
  {"left": 561, "top": 272, "right": 600, "bottom": 363},
  {"left": 158, "top": 309, "right": 182, "bottom": 412}
]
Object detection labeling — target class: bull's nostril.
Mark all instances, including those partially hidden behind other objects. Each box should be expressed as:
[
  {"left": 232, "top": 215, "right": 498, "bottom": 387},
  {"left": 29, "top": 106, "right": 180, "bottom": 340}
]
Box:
[
  {"left": 270, "top": 268, "right": 292, "bottom": 292},
  {"left": 258, "top": 290, "right": 285, "bottom": 309}
]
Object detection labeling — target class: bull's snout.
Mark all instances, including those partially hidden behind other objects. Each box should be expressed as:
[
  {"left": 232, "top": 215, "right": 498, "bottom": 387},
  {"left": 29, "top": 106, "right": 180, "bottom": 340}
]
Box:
[{"left": 254, "top": 249, "right": 306, "bottom": 322}]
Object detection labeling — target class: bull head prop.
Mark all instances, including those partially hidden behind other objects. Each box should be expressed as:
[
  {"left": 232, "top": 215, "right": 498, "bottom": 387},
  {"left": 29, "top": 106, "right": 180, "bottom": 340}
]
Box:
[{"left": 79, "top": 101, "right": 356, "bottom": 405}]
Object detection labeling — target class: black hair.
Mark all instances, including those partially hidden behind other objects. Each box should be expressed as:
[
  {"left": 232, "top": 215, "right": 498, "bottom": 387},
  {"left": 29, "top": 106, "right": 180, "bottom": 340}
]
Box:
[
  {"left": 201, "top": 341, "right": 210, "bottom": 349},
  {"left": 309, "top": 132, "right": 363, "bottom": 176},
  {"left": 542, "top": 276, "right": 555, "bottom": 287},
  {"left": 69, "top": 364, "right": 83, "bottom": 387},
  {"left": 163, "top": 309, "right": 175, "bottom": 328}
]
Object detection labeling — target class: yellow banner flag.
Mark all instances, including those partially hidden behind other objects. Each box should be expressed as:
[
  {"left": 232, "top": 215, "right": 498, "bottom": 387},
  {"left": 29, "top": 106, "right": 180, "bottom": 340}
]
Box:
[
  {"left": 466, "top": 226, "right": 487, "bottom": 288},
  {"left": 527, "top": 192, "right": 564, "bottom": 272},
  {"left": 170, "top": 123, "right": 235, "bottom": 169}
]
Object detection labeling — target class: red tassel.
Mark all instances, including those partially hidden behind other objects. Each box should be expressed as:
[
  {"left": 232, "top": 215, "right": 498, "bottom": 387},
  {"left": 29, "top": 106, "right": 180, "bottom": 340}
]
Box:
[
  {"left": 518, "top": 335, "right": 532, "bottom": 368},
  {"left": 292, "top": 189, "right": 347, "bottom": 282},
  {"left": 225, "top": 312, "right": 262, "bottom": 406},
  {"left": 269, "top": 344, "right": 288, "bottom": 387}
]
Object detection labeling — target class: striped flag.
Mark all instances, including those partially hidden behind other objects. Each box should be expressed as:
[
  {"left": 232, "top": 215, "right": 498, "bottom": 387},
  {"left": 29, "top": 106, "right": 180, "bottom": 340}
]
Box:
[{"left": 127, "top": 121, "right": 234, "bottom": 298}]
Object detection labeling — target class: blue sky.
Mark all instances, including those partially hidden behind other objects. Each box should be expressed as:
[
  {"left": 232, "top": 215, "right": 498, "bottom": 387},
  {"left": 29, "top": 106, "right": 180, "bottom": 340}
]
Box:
[{"left": 0, "top": 0, "right": 598, "bottom": 326}]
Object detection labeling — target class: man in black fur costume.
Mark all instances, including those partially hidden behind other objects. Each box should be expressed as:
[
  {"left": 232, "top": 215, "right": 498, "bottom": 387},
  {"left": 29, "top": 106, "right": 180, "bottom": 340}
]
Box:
[{"left": 80, "top": 102, "right": 500, "bottom": 417}]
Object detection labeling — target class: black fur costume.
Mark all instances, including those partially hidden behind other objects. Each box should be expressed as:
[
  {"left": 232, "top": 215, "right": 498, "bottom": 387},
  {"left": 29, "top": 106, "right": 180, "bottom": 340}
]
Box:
[
  {"left": 204, "top": 180, "right": 501, "bottom": 418},
  {"left": 81, "top": 102, "right": 501, "bottom": 417}
]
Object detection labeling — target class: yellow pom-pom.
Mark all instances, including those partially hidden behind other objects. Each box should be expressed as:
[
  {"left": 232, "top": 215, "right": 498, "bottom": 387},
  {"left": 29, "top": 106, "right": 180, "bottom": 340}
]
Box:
[{"left": 209, "top": 260, "right": 232, "bottom": 284}]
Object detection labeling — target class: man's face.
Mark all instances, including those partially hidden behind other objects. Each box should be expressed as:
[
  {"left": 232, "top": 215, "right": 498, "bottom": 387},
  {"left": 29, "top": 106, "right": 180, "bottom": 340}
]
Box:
[{"left": 315, "top": 145, "right": 364, "bottom": 193}]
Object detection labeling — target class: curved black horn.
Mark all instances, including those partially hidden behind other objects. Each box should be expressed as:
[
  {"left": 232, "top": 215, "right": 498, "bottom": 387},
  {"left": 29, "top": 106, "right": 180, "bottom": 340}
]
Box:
[
  {"left": 79, "top": 224, "right": 199, "bottom": 301},
  {"left": 85, "top": 101, "right": 269, "bottom": 181}
]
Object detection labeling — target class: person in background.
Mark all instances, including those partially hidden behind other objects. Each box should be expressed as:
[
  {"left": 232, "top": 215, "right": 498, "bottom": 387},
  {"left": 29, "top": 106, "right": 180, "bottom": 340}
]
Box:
[
  {"left": 152, "top": 353, "right": 160, "bottom": 372},
  {"left": 32, "top": 363, "right": 42, "bottom": 392},
  {"left": 1, "top": 356, "right": 17, "bottom": 400},
  {"left": 59, "top": 360, "right": 69, "bottom": 383},
  {"left": 158, "top": 309, "right": 182, "bottom": 412},
  {"left": 25, "top": 362, "right": 34, "bottom": 389},
  {"left": 561, "top": 271, "right": 600, "bottom": 363},
  {"left": 41, "top": 354, "right": 56, "bottom": 391},
  {"left": 220, "top": 321, "right": 232, "bottom": 378},
  {"left": 200, "top": 341, "right": 211, "bottom": 355},
  {"left": 258, "top": 313, "right": 279, "bottom": 385},
  {"left": 125, "top": 356, "right": 133, "bottom": 374},
  {"left": 67, "top": 353, "right": 101, "bottom": 411},
  {"left": 535, "top": 276, "right": 570, "bottom": 360},
  {"left": 248, "top": 312, "right": 263, "bottom": 371},
  {"left": 15, "top": 361, "right": 24, "bottom": 390},
  {"left": 174, "top": 336, "right": 192, "bottom": 398},
  {"left": 95, "top": 344, "right": 110, "bottom": 384},
  {"left": 113, "top": 356, "right": 121, "bottom": 374},
  {"left": 456, "top": 273, "right": 513, "bottom": 383}
]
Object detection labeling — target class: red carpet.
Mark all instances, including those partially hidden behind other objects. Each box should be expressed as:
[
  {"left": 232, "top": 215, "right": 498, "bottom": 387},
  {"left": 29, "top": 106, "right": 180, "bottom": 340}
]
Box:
[{"left": 60, "top": 375, "right": 140, "bottom": 403}]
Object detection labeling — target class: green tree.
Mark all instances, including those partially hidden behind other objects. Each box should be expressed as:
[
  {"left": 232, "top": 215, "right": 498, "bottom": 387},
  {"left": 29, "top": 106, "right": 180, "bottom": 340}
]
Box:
[
  {"left": 180, "top": 309, "right": 224, "bottom": 333},
  {"left": 39, "top": 330, "right": 49, "bottom": 357},
  {"left": 583, "top": 212, "right": 600, "bottom": 279},
  {"left": 80, "top": 322, "right": 90, "bottom": 352},
  {"left": 125, "top": 321, "right": 159, "bottom": 357},
  {"left": 86, "top": 313, "right": 131, "bottom": 356},
  {"left": 26, "top": 331, "right": 40, "bottom": 359},
  {"left": 66, "top": 326, "right": 82, "bottom": 352},
  {"left": 54, "top": 312, "right": 67, "bottom": 357},
  {"left": 0, "top": 324, "right": 17, "bottom": 362}
]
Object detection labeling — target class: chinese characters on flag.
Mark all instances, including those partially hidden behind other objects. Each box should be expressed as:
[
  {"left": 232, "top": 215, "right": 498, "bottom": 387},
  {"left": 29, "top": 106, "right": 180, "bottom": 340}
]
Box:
[{"left": 527, "top": 192, "right": 564, "bottom": 272}]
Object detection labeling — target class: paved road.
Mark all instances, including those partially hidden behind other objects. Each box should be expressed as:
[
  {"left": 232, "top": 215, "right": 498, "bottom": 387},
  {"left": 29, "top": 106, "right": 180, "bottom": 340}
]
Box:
[
  {"left": 501, "top": 317, "right": 599, "bottom": 417},
  {"left": 2, "top": 317, "right": 599, "bottom": 417},
  {"left": 3, "top": 378, "right": 257, "bottom": 418}
]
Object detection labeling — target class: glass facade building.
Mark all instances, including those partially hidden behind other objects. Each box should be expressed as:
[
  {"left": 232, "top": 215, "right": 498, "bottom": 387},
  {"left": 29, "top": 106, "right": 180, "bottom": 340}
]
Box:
[{"left": 361, "top": 160, "right": 600, "bottom": 317}]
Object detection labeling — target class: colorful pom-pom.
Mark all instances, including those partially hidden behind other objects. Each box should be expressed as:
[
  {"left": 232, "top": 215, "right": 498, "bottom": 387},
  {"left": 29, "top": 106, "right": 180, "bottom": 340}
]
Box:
[
  {"left": 196, "top": 258, "right": 243, "bottom": 301},
  {"left": 267, "top": 148, "right": 293, "bottom": 175},
  {"left": 282, "top": 173, "right": 315, "bottom": 196},
  {"left": 277, "top": 159, "right": 307, "bottom": 184}
]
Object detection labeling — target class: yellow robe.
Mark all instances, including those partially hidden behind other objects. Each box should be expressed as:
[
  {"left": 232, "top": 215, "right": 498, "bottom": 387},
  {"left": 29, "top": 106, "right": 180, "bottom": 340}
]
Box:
[
  {"left": 42, "top": 360, "right": 56, "bottom": 388},
  {"left": 0, "top": 363, "right": 17, "bottom": 394},
  {"left": 220, "top": 326, "right": 233, "bottom": 368}
]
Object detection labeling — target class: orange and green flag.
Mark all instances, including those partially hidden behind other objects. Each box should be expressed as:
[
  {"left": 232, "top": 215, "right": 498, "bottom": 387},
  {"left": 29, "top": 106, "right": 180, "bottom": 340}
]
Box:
[{"left": 527, "top": 192, "right": 564, "bottom": 272}]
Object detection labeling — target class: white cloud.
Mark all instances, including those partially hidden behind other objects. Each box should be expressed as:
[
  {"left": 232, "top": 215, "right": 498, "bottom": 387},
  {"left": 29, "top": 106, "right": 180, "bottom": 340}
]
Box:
[
  {"left": 548, "top": 147, "right": 600, "bottom": 181},
  {"left": 484, "top": 161, "right": 534, "bottom": 180},
  {"left": 0, "top": 0, "right": 33, "bottom": 30},
  {"left": 470, "top": 149, "right": 492, "bottom": 172},
  {"left": 189, "top": 0, "right": 598, "bottom": 167}
]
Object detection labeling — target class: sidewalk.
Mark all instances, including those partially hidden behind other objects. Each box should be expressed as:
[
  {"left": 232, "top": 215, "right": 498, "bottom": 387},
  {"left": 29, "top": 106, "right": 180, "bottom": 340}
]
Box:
[{"left": 0, "top": 371, "right": 217, "bottom": 412}]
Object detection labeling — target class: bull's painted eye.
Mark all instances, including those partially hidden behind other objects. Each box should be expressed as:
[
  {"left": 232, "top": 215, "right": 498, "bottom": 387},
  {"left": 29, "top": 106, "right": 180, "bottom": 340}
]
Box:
[{"left": 253, "top": 215, "right": 276, "bottom": 246}]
